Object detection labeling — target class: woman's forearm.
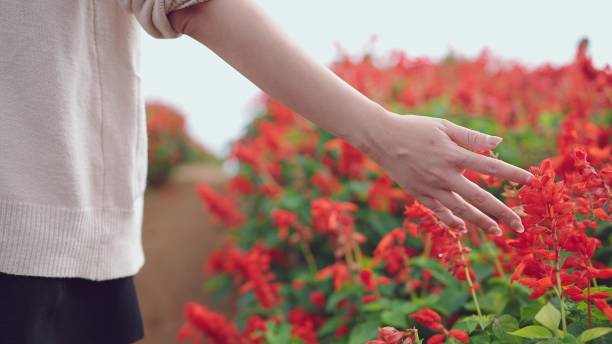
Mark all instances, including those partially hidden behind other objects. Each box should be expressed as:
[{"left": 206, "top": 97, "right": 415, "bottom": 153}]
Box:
[
  {"left": 169, "top": 0, "right": 533, "bottom": 234},
  {"left": 169, "top": 0, "right": 388, "bottom": 155}
]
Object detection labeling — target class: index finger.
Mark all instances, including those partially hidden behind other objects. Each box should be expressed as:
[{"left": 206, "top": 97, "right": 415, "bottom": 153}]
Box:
[
  {"left": 455, "top": 148, "right": 533, "bottom": 184},
  {"left": 449, "top": 175, "right": 525, "bottom": 233}
]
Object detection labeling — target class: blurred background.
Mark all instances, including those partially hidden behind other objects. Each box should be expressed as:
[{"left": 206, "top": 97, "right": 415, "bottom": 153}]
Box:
[
  {"left": 133, "top": 1, "right": 612, "bottom": 343},
  {"left": 140, "top": 0, "right": 612, "bottom": 157}
]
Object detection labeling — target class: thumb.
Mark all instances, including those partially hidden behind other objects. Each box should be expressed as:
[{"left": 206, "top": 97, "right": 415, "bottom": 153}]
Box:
[{"left": 442, "top": 120, "right": 503, "bottom": 150}]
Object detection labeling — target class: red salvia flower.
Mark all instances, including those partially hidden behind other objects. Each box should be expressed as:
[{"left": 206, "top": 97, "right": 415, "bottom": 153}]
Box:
[
  {"left": 409, "top": 308, "right": 443, "bottom": 331},
  {"left": 242, "top": 315, "right": 267, "bottom": 344},
  {"left": 311, "top": 198, "right": 366, "bottom": 259},
  {"left": 316, "top": 262, "right": 351, "bottom": 291},
  {"left": 178, "top": 302, "right": 242, "bottom": 344},
  {"left": 271, "top": 208, "right": 298, "bottom": 240},
  {"left": 196, "top": 183, "right": 245, "bottom": 228},
  {"left": 409, "top": 308, "right": 469, "bottom": 343},
  {"left": 366, "top": 326, "right": 417, "bottom": 344},
  {"left": 288, "top": 308, "right": 324, "bottom": 344},
  {"left": 207, "top": 243, "right": 282, "bottom": 309},
  {"left": 310, "top": 291, "right": 326, "bottom": 308},
  {"left": 367, "top": 175, "right": 406, "bottom": 213}
]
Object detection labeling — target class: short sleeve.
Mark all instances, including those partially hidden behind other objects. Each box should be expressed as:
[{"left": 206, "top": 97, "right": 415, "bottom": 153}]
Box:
[{"left": 117, "top": 0, "right": 210, "bottom": 39}]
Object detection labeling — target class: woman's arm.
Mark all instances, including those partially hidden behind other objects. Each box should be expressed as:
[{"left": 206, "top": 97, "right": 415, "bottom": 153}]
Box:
[{"left": 168, "top": 0, "right": 531, "bottom": 235}]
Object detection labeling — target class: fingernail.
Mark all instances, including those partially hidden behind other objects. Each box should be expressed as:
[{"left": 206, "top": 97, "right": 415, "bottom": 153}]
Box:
[
  {"left": 487, "top": 136, "right": 503, "bottom": 148},
  {"left": 511, "top": 220, "right": 524, "bottom": 233},
  {"left": 488, "top": 226, "right": 502, "bottom": 236}
]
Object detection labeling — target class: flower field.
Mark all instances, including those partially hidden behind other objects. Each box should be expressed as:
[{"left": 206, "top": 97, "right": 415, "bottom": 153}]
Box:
[
  {"left": 146, "top": 101, "right": 220, "bottom": 187},
  {"left": 178, "top": 41, "right": 611, "bottom": 343}
]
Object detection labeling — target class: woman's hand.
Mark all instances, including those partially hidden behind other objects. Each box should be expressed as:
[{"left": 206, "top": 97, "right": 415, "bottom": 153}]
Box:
[
  {"left": 168, "top": 0, "right": 531, "bottom": 236},
  {"left": 365, "top": 112, "right": 532, "bottom": 235}
]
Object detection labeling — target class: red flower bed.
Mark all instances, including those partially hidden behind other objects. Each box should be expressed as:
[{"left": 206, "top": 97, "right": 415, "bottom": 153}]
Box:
[{"left": 179, "top": 41, "right": 611, "bottom": 343}]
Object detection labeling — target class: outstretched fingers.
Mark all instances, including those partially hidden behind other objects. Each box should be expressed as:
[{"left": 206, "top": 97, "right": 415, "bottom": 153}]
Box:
[
  {"left": 449, "top": 175, "right": 525, "bottom": 233},
  {"left": 455, "top": 148, "right": 533, "bottom": 184},
  {"left": 443, "top": 120, "right": 503, "bottom": 151},
  {"left": 432, "top": 190, "right": 502, "bottom": 236},
  {"left": 417, "top": 195, "right": 467, "bottom": 232}
]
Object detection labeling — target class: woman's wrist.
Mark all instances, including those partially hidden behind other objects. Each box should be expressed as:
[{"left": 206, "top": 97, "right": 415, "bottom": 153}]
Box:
[
  {"left": 349, "top": 105, "right": 396, "bottom": 164},
  {"left": 354, "top": 104, "right": 401, "bottom": 164}
]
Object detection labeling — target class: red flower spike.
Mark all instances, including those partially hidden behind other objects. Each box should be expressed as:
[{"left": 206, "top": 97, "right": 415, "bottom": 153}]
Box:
[
  {"left": 310, "top": 291, "right": 326, "bottom": 308},
  {"left": 427, "top": 333, "right": 446, "bottom": 344},
  {"left": 593, "top": 299, "right": 612, "bottom": 325},
  {"left": 409, "top": 308, "right": 443, "bottom": 331},
  {"left": 182, "top": 303, "right": 241, "bottom": 344},
  {"left": 449, "top": 329, "right": 470, "bottom": 342},
  {"left": 196, "top": 183, "right": 245, "bottom": 228}
]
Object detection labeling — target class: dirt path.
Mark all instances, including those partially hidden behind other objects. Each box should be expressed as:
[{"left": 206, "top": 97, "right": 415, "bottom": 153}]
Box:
[{"left": 134, "top": 164, "right": 230, "bottom": 344}]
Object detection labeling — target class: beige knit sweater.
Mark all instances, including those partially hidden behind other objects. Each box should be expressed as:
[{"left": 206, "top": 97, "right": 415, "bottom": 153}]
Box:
[{"left": 0, "top": 0, "right": 206, "bottom": 281}]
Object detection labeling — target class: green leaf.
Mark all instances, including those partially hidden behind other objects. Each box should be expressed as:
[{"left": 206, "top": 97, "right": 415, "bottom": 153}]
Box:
[
  {"left": 454, "top": 315, "right": 480, "bottom": 334},
  {"left": 265, "top": 322, "right": 292, "bottom": 344},
  {"left": 363, "top": 211, "right": 401, "bottom": 236},
  {"left": 469, "top": 335, "right": 493, "bottom": 344},
  {"left": 578, "top": 327, "right": 612, "bottom": 343},
  {"left": 409, "top": 257, "right": 459, "bottom": 289},
  {"left": 348, "top": 320, "right": 379, "bottom": 344},
  {"left": 589, "top": 287, "right": 612, "bottom": 296},
  {"left": 276, "top": 189, "right": 306, "bottom": 211},
  {"left": 362, "top": 299, "right": 389, "bottom": 312},
  {"left": 436, "top": 282, "right": 469, "bottom": 315},
  {"left": 521, "top": 302, "right": 544, "bottom": 323},
  {"left": 535, "top": 302, "right": 561, "bottom": 332},
  {"left": 380, "top": 301, "right": 419, "bottom": 328},
  {"left": 492, "top": 315, "right": 520, "bottom": 344},
  {"left": 509, "top": 326, "right": 553, "bottom": 339},
  {"left": 480, "top": 289, "right": 511, "bottom": 314},
  {"left": 481, "top": 315, "right": 497, "bottom": 330},
  {"left": 317, "top": 316, "right": 344, "bottom": 338},
  {"left": 454, "top": 315, "right": 495, "bottom": 334},
  {"left": 559, "top": 334, "right": 579, "bottom": 343},
  {"left": 325, "top": 291, "right": 349, "bottom": 312}
]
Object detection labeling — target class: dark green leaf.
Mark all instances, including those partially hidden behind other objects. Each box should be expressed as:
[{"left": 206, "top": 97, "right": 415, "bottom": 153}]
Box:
[
  {"left": 317, "top": 316, "right": 344, "bottom": 338},
  {"left": 348, "top": 320, "right": 379, "bottom": 344},
  {"left": 492, "top": 315, "right": 520, "bottom": 344},
  {"left": 521, "top": 302, "right": 545, "bottom": 323},
  {"left": 454, "top": 315, "right": 480, "bottom": 334},
  {"left": 380, "top": 301, "right": 419, "bottom": 328}
]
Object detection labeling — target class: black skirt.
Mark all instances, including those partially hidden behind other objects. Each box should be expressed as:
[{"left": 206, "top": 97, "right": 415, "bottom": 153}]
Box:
[{"left": 0, "top": 271, "right": 144, "bottom": 344}]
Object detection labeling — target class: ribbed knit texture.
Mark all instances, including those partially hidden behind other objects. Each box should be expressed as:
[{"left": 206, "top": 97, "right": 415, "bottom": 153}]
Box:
[
  {"left": 0, "top": 0, "right": 207, "bottom": 281},
  {"left": 0, "top": 195, "right": 145, "bottom": 281}
]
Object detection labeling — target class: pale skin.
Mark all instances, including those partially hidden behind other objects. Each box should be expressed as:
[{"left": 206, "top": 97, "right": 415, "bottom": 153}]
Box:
[{"left": 168, "top": 0, "right": 533, "bottom": 236}]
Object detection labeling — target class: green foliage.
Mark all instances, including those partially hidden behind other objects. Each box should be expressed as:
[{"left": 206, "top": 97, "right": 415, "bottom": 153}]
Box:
[
  {"left": 509, "top": 325, "right": 554, "bottom": 339},
  {"left": 578, "top": 327, "right": 612, "bottom": 343},
  {"left": 536, "top": 303, "right": 562, "bottom": 333}
]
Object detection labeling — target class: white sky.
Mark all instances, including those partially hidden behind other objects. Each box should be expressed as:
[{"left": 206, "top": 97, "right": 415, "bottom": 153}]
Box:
[{"left": 139, "top": 0, "right": 612, "bottom": 157}]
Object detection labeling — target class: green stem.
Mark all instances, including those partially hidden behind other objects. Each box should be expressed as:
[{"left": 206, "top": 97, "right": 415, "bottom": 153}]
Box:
[
  {"left": 465, "top": 265, "right": 485, "bottom": 329},
  {"left": 546, "top": 202, "right": 567, "bottom": 336},
  {"left": 554, "top": 283, "right": 568, "bottom": 334},
  {"left": 299, "top": 241, "right": 317, "bottom": 275},
  {"left": 456, "top": 235, "right": 485, "bottom": 330},
  {"left": 552, "top": 221, "right": 568, "bottom": 335},
  {"left": 353, "top": 244, "right": 364, "bottom": 267},
  {"left": 480, "top": 232, "right": 506, "bottom": 280},
  {"left": 587, "top": 282, "right": 592, "bottom": 328}
]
